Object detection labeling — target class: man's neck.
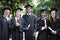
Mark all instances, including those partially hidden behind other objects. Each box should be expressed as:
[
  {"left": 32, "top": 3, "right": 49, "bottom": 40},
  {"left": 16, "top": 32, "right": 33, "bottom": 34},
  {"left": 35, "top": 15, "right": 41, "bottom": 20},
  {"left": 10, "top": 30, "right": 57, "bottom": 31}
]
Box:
[
  {"left": 27, "top": 12, "right": 31, "bottom": 15},
  {"left": 15, "top": 16, "right": 20, "bottom": 19},
  {"left": 3, "top": 15, "right": 8, "bottom": 18}
]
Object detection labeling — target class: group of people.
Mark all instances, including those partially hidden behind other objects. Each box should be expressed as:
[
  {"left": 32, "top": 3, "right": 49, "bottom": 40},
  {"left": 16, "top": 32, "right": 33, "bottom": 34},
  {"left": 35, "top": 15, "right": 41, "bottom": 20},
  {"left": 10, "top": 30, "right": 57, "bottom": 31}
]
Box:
[{"left": 0, "top": 4, "right": 60, "bottom": 40}]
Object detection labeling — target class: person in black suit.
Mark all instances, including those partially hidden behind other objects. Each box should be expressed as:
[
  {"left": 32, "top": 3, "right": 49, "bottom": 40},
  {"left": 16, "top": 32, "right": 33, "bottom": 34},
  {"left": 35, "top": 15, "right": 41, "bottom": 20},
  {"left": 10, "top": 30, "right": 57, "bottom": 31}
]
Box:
[
  {"left": 10, "top": 8, "right": 24, "bottom": 40},
  {"left": 0, "top": 8, "right": 10, "bottom": 40},
  {"left": 36, "top": 9, "right": 50, "bottom": 40},
  {"left": 49, "top": 8, "right": 60, "bottom": 40},
  {"left": 23, "top": 5, "right": 37, "bottom": 40}
]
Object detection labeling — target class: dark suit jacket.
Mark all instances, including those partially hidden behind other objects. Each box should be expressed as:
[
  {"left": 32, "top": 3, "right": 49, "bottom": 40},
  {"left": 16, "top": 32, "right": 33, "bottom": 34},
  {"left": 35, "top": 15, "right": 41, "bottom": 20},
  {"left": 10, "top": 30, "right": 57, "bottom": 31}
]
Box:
[
  {"left": 9, "top": 17, "right": 25, "bottom": 32},
  {"left": 36, "top": 18, "right": 50, "bottom": 40},
  {"left": 49, "top": 19, "right": 60, "bottom": 40},
  {"left": 23, "top": 13, "right": 37, "bottom": 33},
  {"left": 0, "top": 16, "right": 10, "bottom": 40},
  {"left": 9, "top": 17, "right": 25, "bottom": 40}
]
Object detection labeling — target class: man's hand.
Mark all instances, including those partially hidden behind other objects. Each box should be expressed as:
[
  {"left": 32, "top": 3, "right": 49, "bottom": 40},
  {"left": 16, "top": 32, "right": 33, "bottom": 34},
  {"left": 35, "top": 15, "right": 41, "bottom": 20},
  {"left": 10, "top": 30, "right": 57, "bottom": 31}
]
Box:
[
  {"left": 41, "top": 25, "right": 47, "bottom": 30},
  {"left": 16, "top": 23, "right": 20, "bottom": 27},
  {"left": 25, "top": 27, "right": 29, "bottom": 30},
  {"left": 44, "top": 25, "right": 47, "bottom": 29}
]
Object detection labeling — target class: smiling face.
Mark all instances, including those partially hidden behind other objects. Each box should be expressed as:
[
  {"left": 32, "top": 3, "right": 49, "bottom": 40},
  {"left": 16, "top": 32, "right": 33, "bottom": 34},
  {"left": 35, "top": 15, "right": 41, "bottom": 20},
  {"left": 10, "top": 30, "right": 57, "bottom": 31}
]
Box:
[
  {"left": 16, "top": 10, "right": 21, "bottom": 17},
  {"left": 3, "top": 10, "right": 10, "bottom": 17},
  {"left": 50, "top": 11, "right": 56, "bottom": 18},
  {"left": 41, "top": 12, "right": 46, "bottom": 18},
  {"left": 26, "top": 7, "right": 32, "bottom": 14}
]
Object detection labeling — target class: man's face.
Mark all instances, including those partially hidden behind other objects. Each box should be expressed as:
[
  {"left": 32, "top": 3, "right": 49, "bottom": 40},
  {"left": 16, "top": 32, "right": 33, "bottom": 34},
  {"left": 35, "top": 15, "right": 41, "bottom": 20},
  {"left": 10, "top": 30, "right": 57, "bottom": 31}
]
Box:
[
  {"left": 16, "top": 10, "right": 21, "bottom": 17},
  {"left": 26, "top": 7, "right": 31, "bottom": 13},
  {"left": 41, "top": 12, "right": 46, "bottom": 18},
  {"left": 4, "top": 10, "right": 10, "bottom": 17}
]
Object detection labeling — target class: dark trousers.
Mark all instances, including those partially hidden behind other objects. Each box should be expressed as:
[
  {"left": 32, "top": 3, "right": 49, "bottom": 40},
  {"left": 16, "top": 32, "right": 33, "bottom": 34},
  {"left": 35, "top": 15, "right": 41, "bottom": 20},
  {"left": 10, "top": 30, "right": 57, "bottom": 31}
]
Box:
[
  {"left": 25, "top": 30, "right": 35, "bottom": 40},
  {"left": 12, "top": 31, "right": 23, "bottom": 40}
]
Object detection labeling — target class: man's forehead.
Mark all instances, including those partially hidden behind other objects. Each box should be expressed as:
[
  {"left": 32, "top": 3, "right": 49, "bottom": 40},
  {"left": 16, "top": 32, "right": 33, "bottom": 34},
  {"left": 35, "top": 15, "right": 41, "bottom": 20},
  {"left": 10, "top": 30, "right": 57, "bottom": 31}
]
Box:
[
  {"left": 4, "top": 10, "right": 10, "bottom": 12},
  {"left": 26, "top": 7, "right": 31, "bottom": 9},
  {"left": 41, "top": 12, "right": 46, "bottom": 14}
]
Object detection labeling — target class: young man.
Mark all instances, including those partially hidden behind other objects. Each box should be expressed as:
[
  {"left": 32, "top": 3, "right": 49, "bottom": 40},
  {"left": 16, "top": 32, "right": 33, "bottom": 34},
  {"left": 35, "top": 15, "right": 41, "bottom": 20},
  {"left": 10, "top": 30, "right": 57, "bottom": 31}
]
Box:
[
  {"left": 0, "top": 8, "right": 10, "bottom": 40},
  {"left": 36, "top": 9, "right": 50, "bottom": 40},
  {"left": 23, "top": 5, "right": 37, "bottom": 40},
  {"left": 10, "top": 8, "right": 24, "bottom": 40}
]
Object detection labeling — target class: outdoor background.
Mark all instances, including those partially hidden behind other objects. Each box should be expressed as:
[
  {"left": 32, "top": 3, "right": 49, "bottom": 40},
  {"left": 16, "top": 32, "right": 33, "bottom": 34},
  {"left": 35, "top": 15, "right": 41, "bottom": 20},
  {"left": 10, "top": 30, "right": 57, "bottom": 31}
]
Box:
[
  {"left": 0, "top": 0, "right": 60, "bottom": 40},
  {"left": 0, "top": 0, "right": 60, "bottom": 18}
]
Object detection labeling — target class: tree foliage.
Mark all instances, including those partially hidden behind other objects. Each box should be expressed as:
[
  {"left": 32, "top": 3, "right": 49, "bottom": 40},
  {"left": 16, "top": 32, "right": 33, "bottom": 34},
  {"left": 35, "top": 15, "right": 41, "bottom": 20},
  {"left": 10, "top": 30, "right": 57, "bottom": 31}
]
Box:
[{"left": 0, "top": 0, "right": 59, "bottom": 16}]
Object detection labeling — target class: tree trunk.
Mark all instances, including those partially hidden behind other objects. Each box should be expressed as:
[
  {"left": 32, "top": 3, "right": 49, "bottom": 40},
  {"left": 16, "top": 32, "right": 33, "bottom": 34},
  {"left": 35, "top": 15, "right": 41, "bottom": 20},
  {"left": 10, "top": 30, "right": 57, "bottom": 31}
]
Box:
[{"left": 55, "top": 0, "right": 60, "bottom": 18}]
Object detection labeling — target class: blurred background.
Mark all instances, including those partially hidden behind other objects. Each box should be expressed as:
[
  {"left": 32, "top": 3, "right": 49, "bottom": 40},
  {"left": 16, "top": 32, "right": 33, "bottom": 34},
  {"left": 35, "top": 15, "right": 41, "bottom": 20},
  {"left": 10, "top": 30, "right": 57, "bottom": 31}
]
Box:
[
  {"left": 0, "top": 0, "right": 60, "bottom": 18},
  {"left": 0, "top": 0, "right": 60, "bottom": 40}
]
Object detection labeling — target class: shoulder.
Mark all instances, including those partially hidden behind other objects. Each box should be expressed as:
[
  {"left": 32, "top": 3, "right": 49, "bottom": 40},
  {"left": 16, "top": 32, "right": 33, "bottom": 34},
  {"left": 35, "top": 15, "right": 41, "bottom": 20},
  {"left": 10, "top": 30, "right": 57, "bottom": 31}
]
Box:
[
  {"left": 0, "top": 16, "right": 4, "bottom": 20},
  {"left": 23, "top": 14, "right": 28, "bottom": 18},
  {"left": 46, "top": 19, "right": 50, "bottom": 21},
  {"left": 0, "top": 16, "right": 3, "bottom": 22},
  {"left": 37, "top": 18, "right": 40, "bottom": 22},
  {"left": 22, "top": 14, "right": 29, "bottom": 20},
  {"left": 31, "top": 13, "right": 37, "bottom": 17},
  {"left": 19, "top": 18, "right": 25, "bottom": 23},
  {"left": 46, "top": 19, "right": 50, "bottom": 23},
  {"left": 20, "top": 18, "right": 24, "bottom": 21},
  {"left": 57, "top": 18, "right": 60, "bottom": 21}
]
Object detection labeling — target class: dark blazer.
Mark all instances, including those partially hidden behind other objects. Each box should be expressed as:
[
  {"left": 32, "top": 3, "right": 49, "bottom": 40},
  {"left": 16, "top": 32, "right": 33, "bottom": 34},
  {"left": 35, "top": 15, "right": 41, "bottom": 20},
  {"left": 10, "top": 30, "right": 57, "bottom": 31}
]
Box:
[
  {"left": 36, "top": 18, "right": 50, "bottom": 40},
  {"left": 49, "top": 19, "right": 60, "bottom": 40},
  {"left": 10, "top": 17, "right": 25, "bottom": 32},
  {"left": 23, "top": 13, "right": 37, "bottom": 32},
  {"left": 0, "top": 16, "right": 10, "bottom": 40},
  {"left": 0, "top": 16, "right": 2, "bottom": 40},
  {"left": 22, "top": 13, "right": 37, "bottom": 40},
  {"left": 9, "top": 17, "right": 25, "bottom": 40}
]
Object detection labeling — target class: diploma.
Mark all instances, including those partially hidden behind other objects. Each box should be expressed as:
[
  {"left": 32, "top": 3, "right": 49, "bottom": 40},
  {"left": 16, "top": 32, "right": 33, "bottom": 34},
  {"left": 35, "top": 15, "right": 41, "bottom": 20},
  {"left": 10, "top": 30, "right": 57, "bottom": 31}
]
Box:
[
  {"left": 48, "top": 27, "right": 53, "bottom": 31},
  {"left": 48, "top": 27, "right": 55, "bottom": 32},
  {"left": 15, "top": 17, "right": 18, "bottom": 23},
  {"left": 28, "top": 24, "right": 31, "bottom": 28},
  {"left": 44, "top": 19, "right": 46, "bottom": 25},
  {"left": 44, "top": 17, "right": 47, "bottom": 25}
]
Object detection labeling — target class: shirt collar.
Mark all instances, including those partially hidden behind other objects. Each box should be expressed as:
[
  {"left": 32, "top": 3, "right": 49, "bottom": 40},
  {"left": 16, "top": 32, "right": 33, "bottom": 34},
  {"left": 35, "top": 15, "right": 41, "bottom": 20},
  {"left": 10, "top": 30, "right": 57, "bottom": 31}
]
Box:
[
  {"left": 27, "top": 12, "right": 31, "bottom": 15},
  {"left": 3, "top": 15, "right": 10, "bottom": 21}
]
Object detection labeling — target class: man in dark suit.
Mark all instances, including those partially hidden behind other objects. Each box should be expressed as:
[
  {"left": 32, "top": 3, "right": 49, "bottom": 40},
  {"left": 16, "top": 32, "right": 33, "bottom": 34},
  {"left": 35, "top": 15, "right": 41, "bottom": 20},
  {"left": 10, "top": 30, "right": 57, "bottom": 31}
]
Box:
[
  {"left": 10, "top": 8, "right": 25, "bottom": 40},
  {"left": 0, "top": 8, "right": 10, "bottom": 40},
  {"left": 36, "top": 9, "right": 50, "bottom": 40},
  {"left": 23, "top": 5, "right": 37, "bottom": 40}
]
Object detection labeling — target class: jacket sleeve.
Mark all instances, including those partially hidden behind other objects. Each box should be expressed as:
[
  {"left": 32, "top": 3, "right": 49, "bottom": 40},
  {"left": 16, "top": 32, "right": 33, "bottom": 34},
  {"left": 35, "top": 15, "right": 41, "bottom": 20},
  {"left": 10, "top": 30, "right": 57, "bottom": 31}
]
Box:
[
  {"left": 9, "top": 18, "right": 16, "bottom": 30},
  {"left": 19, "top": 18, "right": 26, "bottom": 31},
  {"left": 56, "top": 19, "right": 60, "bottom": 36}
]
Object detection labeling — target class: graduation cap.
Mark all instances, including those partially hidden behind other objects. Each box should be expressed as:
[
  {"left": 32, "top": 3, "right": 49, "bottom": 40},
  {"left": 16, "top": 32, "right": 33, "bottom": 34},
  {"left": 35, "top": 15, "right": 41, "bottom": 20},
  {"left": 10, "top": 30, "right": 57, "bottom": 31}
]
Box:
[
  {"left": 2, "top": 8, "right": 10, "bottom": 12},
  {"left": 39, "top": 9, "right": 47, "bottom": 14},
  {"left": 15, "top": 8, "right": 23, "bottom": 11},
  {"left": 50, "top": 8, "right": 58, "bottom": 13},
  {"left": 25, "top": 5, "right": 32, "bottom": 8}
]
